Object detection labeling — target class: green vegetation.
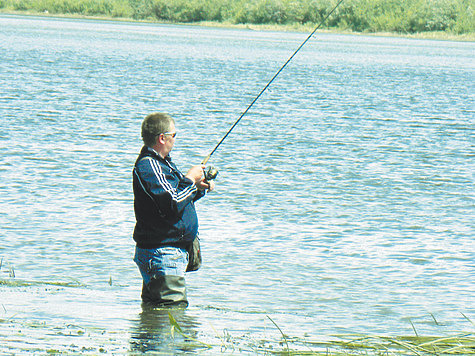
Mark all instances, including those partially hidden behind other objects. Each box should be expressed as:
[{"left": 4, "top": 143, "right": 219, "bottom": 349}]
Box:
[
  {"left": 167, "top": 311, "right": 475, "bottom": 355},
  {"left": 0, "top": 0, "right": 473, "bottom": 35}
]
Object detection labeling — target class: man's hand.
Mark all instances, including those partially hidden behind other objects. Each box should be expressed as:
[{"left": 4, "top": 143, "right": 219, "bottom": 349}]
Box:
[
  {"left": 185, "top": 165, "right": 204, "bottom": 183},
  {"left": 196, "top": 179, "right": 215, "bottom": 192}
]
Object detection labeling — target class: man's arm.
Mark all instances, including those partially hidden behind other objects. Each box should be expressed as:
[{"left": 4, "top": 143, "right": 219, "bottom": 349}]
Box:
[{"left": 137, "top": 158, "right": 199, "bottom": 218}]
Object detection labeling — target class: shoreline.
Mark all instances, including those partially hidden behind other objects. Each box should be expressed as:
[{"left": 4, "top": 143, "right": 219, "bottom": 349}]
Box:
[{"left": 1, "top": 9, "right": 474, "bottom": 42}]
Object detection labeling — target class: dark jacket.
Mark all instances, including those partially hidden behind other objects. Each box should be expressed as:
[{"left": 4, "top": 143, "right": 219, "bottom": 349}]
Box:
[{"left": 133, "top": 146, "right": 204, "bottom": 248}]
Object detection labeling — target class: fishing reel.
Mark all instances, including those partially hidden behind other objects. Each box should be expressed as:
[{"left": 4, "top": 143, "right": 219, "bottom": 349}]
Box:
[{"left": 204, "top": 166, "right": 219, "bottom": 181}]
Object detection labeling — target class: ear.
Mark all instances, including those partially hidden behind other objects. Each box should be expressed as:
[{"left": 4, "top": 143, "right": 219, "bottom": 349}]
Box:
[{"left": 156, "top": 133, "right": 165, "bottom": 145}]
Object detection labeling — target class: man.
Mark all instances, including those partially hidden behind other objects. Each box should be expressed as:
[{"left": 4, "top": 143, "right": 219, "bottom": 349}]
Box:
[{"left": 132, "top": 112, "right": 214, "bottom": 307}]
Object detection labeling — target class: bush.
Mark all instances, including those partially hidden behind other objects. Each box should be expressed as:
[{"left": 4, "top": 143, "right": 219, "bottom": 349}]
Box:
[
  {"left": 452, "top": 0, "right": 474, "bottom": 33},
  {"left": 148, "top": 0, "right": 228, "bottom": 22},
  {"left": 1, "top": 0, "right": 473, "bottom": 34}
]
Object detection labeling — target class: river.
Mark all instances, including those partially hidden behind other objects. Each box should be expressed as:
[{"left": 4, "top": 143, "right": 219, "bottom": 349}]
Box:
[{"left": 0, "top": 14, "right": 474, "bottom": 354}]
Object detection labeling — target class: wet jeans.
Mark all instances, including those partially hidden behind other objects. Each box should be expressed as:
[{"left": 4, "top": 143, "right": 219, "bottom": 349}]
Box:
[
  {"left": 134, "top": 246, "right": 189, "bottom": 306},
  {"left": 134, "top": 246, "right": 189, "bottom": 284}
]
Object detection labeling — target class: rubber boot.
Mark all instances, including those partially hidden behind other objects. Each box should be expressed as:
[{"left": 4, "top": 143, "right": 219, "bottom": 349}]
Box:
[{"left": 141, "top": 275, "right": 188, "bottom": 308}]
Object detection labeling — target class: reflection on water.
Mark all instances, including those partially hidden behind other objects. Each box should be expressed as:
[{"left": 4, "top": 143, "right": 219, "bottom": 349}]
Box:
[{"left": 130, "top": 306, "right": 201, "bottom": 354}]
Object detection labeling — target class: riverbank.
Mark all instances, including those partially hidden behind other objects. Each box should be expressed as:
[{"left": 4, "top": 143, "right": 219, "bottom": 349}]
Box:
[
  {"left": 200, "top": 20, "right": 475, "bottom": 41},
  {"left": 1, "top": 9, "right": 474, "bottom": 42}
]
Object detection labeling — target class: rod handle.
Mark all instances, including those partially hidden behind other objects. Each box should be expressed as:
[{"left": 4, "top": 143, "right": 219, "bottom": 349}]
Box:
[{"left": 201, "top": 154, "right": 211, "bottom": 165}]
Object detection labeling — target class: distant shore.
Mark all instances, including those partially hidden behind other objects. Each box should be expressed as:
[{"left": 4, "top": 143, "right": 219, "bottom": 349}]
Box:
[{"left": 1, "top": 9, "right": 474, "bottom": 42}]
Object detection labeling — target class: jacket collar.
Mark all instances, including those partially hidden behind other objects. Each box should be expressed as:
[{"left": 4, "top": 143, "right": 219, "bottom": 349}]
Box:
[{"left": 141, "top": 146, "right": 172, "bottom": 162}]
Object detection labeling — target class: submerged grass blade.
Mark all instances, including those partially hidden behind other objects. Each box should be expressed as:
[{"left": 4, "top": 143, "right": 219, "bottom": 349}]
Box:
[
  {"left": 410, "top": 319, "right": 419, "bottom": 337},
  {"left": 461, "top": 312, "right": 474, "bottom": 326},
  {"left": 168, "top": 312, "right": 212, "bottom": 349},
  {"left": 418, "top": 335, "right": 469, "bottom": 347},
  {"left": 430, "top": 313, "right": 440, "bottom": 326},
  {"left": 383, "top": 337, "right": 424, "bottom": 356},
  {"left": 209, "top": 321, "right": 228, "bottom": 350},
  {"left": 267, "top": 315, "right": 290, "bottom": 356},
  {"left": 0, "top": 313, "right": 18, "bottom": 323},
  {"left": 168, "top": 312, "right": 182, "bottom": 339}
]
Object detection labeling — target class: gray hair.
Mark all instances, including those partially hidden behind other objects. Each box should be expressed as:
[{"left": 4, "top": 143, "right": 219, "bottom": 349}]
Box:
[{"left": 141, "top": 112, "right": 175, "bottom": 147}]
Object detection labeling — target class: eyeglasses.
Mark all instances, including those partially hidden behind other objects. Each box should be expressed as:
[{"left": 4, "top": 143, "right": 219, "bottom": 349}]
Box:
[{"left": 162, "top": 131, "right": 177, "bottom": 138}]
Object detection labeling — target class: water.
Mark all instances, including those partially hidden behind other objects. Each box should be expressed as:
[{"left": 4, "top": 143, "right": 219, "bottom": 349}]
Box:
[{"left": 0, "top": 14, "right": 474, "bottom": 354}]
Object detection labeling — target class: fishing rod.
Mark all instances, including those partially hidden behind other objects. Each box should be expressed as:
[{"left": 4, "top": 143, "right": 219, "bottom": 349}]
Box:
[{"left": 202, "top": 0, "right": 345, "bottom": 181}]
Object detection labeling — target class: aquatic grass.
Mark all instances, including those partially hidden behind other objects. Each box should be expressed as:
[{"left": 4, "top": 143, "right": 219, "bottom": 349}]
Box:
[
  {"left": 0, "top": 303, "right": 18, "bottom": 324},
  {"left": 0, "top": 313, "right": 17, "bottom": 323},
  {"left": 0, "top": 261, "right": 16, "bottom": 278},
  {"left": 208, "top": 320, "right": 233, "bottom": 352},
  {"left": 1, "top": 311, "right": 473, "bottom": 354},
  {"left": 461, "top": 313, "right": 474, "bottom": 327},
  {"left": 0, "top": 278, "right": 84, "bottom": 288},
  {"left": 410, "top": 319, "right": 419, "bottom": 337},
  {"left": 0, "top": 257, "right": 16, "bottom": 278},
  {"left": 241, "top": 333, "right": 475, "bottom": 355},
  {"left": 168, "top": 312, "right": 213, "bottom": 349},
  {"left": 430, "top": 313, "right": 441, "bottom": 326},
  {"left": 0, "top": 259, "right": 84, "bottom": 288},
  {"left": 267, "top": 315, "right": 290, "bottom": 355},
  {"left": 326, "top": 334, "right": 475, "bottom": 355},
  {"left": 164, "top": 316, "right": 475, "bottom": 355}
]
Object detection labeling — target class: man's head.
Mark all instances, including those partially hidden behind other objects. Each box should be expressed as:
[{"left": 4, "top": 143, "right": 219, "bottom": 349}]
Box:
[{"left": 141, "top": 112, "right": 176, "bottom": 157}]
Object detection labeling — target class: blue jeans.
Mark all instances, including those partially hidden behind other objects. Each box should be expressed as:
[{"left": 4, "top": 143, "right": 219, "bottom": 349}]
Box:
[{"left": 134, "top": 246, "right": 189, "bottom": 285}]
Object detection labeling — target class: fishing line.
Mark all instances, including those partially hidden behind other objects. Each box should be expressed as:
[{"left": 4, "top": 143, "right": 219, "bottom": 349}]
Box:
[{"left": 202, "top": 0, "right": 345, "bottom": 167}]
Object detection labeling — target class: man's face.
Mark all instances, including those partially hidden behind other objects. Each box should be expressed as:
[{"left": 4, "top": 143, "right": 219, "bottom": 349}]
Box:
[{"left": 162, "top": 122, "right": 176, "bottom": 156}]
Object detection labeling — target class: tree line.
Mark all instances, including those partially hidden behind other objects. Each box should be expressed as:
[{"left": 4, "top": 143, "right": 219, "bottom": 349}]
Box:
[{"left": 1, "top": 0, "right": 473, "bottom": 34}]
